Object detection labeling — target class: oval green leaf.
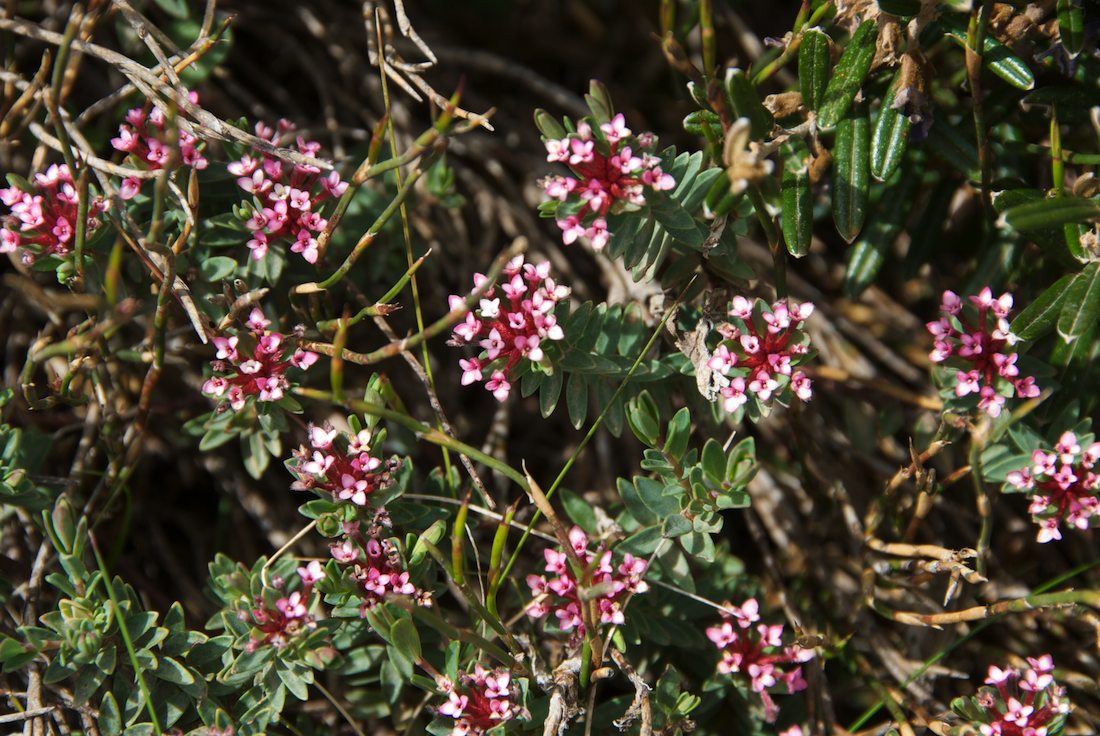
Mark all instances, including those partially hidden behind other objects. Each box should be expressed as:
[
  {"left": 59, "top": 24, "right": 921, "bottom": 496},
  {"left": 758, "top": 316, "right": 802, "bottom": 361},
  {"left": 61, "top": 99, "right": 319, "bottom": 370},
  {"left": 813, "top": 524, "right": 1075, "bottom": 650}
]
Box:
[
  {"left": 1000, "top": 196, "right": 1100, "bottom": 232},
  {"left": 1058, "top": 262, "right": 1100, "bottom": 342}
]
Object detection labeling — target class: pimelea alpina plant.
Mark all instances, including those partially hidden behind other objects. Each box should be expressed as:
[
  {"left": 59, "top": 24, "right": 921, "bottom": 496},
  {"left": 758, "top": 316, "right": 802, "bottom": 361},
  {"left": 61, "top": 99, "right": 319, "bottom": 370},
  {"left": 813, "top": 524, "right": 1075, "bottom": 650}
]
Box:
[
  {"left": 288, "top": 423, "right": 402, "bottom": 507},
  {"left": 538, "top": 111, "right": 674, "bottom": 250},
  {"left": 927, "top": 288, "right": 1040, "bottom": 418},
  {"left": 950, "top": 656, "right": 1069, "bottom": 736},
  {"left": 705, "top": 598, "right": 814, "bottom": 722},
  {"left": 525, "top": 526, "right": 648, "bottom": 640},
  {"left": 0, "top": 164, "right": 107, "bottom": 264},
  {"left": 242, "top": 560, "right": 325, "bottom": 652},
  {"left": 1003, "top": 430, "right": 1100, "bottom": 543},
  {"left": 448, "top": 255, "right": 569, "bottom": 401},
  {"left": 707, "top": 296, "right": 814, "bottom": 416},
  {"left": 229, "top": 119, "right": 347, "bottom": 264},
  {"left": 435, "top": 665, "right": 525, "bottom": 736},
  {"left": 202, "top": 308, "right": 318, "bottom": 411},
  {"left": 111, "top": 91, "right": 209, "bottom": 199}
]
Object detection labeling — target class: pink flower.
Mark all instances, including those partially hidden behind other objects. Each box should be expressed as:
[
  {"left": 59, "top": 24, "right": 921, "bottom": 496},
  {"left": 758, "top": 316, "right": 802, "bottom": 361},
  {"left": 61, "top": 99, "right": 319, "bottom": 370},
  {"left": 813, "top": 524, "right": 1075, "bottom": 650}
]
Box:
[
  {"left": 541, "top": 114, "right": 673, "bottom": 249},
  {"left": 958, "top": 657, "right": 1068, "bottom": 735},
  {"left": 927, "top": 288, "right": 1037, "bottom": 417},
  {"left": 0, "top": 164, "right": 106, "bottom": 263},
  {"left": 450, "top": 257, "right": 569, "bottom": 401},
  {"left": 1007, "top": 428, "right": 1100, "bottom": 543}
]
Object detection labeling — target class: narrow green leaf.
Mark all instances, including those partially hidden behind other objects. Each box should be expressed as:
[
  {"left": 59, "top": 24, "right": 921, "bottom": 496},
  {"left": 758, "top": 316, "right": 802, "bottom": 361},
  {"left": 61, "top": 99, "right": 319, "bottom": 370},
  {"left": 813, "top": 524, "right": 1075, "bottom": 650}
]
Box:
[
  {"left": 843, "top": 169, "right": 919, "bottom": 297},
  {"left": 683, "top": 109, "right": 722, "bottom": 139},
  {"left": 724, "top": 68, "right": 773, "bottom": 139},
  {"left": 817, "top": 20, "right": 878, "bottom": 128},
  {"left": 1001, "top": 196, "right": 1100, "bottom": 232},
  {"left": 663, "top": 408, "right": 692, "bottom": 459},
  {"left": 870, "top": 73, "right": 911, "bottom": 182},
  {"left": 781, "top": 149, "right": 813, "bottom": 257},
  {"left": 1057, "top": 262, "right": 1100, "bottom": 341},
  {"left": 833, "top": 107, "right": 870, "bottom": 242},
  {"left": 943, "top": 20, "right": 1035, "bottom": 90},
  {"left": 798, "top": 29, "right": 830, "bottom": 111},
  {"left": 1010, "top": 274, "right": 1074, "bottom": 342},
  {"left": 1058, "top": 0, "right": 1084, "bottom": 57}
]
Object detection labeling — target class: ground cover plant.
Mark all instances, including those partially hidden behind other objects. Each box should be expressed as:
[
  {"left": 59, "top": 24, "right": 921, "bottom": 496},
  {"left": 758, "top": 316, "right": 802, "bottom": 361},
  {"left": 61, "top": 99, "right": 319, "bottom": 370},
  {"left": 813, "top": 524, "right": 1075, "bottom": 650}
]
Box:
[{"left": 2, "top": 1, "right": 1100, "bottom": 735}]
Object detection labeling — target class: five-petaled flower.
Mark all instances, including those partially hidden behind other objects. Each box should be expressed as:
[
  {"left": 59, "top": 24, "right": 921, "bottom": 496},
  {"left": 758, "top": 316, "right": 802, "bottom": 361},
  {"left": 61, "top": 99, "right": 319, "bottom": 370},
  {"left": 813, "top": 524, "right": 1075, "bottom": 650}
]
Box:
[
  {"left": 706, "top": 598, "right": 814, "bottom": 723},
  {"left": 448, "top": 255, "right": 569, "bottom": 402},
  {"left": 436, "top": 665, "right": 524, "bottom": 736},
  {"left": 111, "top": 90, "right": 209, "bottom": 200},
  {"left": 926, "top": 288, "right": 1039, "bottom": 418},
  {"left": 1, "top": 164, "right": 107, "bottom": 264},
  {"left": 539, "top": 113, "right": 674, "bottom": 251},
  {"left": 288, "top": 423, "right": 402, "bottom": 508},
  {"left": 1005, "top": 429, "right": 1100, "bottom": 543},
  {"left": 707, "top": 296, "right": 814, "bottom": 414},
  {"left": 202, "top": 308, "right": 318, "bottom": 411},
  {"left": 525, "top": 526, "right": 648, "bottom": 640},
  {"left": 229, "top": 119, "right": 347, "bottom": 264},
  {"left": 952, "top": 656, "right": 1069, "bottom": 736}
]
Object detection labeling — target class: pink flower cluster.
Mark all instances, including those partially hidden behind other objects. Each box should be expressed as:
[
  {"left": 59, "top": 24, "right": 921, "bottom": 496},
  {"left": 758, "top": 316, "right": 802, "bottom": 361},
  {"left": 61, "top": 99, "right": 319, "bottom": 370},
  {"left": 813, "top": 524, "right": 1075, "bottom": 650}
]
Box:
[
  {"left": 525, "top": 526, "right": 648, "bottom": 639},
  {"left": 329, "top": 515, "right": 431, "bottom": 613},
  {"left": 0, "top": 164, "right": 107, "bottom": 264},
  {"left": 705, "top": 598, "right": 814, "bottom": 722},
  {"left": 955, "top": 656, "right": 1069, "bottom": 736},
  {"left": 927, "top": 288, "right": 1039, "bottom": 417},
  {"left": 1005, "top": 430, "right": 1100, "bottom": 543},
  {"left": 449, "top": 255, "right": 569, "bottom": 402},
  {"left": 289, "top": 424, "right": 400, "bottom": 507},
  {"left": 111, "top": 91, "right": 208, "bottom": 199},
  {"left": 202, "top": 308, "right": 318, "bottom": 411},
  {"left": 707, "top": 297, "right": 814, "bottom": 413},
  {"left": 229, "top": 120, "right": 347, "bottom": 264},
  {"left": 540, "top": 113, "right": 674, "bottom": 250},
  {"left": 436, "top": 665, "right": 521, "bottom": 736},
  {"left": 243, "top": 560, "right": 325, "bottom": 652}
]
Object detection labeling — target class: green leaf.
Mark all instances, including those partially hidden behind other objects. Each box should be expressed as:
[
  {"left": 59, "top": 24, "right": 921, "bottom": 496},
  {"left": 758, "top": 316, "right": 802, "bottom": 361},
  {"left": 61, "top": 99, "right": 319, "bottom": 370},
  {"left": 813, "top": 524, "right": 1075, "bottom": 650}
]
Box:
[
  {"left": 942, "top": 19, "right": 1035, "bottom": 90},
  {"left": 833, "top": 107, "right": 870, "bottom": 242},
  {"left": 1011, "top": 274, "right": 1074, "bottom": 342},
  {"left": 781, "top": 143, "right": 813, "bottom": 257},
  {"left": 277, "top": 664, "right": 310, "bottom": 701},
  {"left": 1057, "top": 262, "right": 1100, "bottom": 342},
  {"left": 626, "top": 391, "right": 661, "bottom": 447},
  {"left": 683, "top": 110, "right": 722, "bottom": 139},
  {"left": 1058, "top": 0, "right": 1085, "bottom": 56},
  {"left": 663, "top": 408, "right": 692, "bottom": 459},
  {"left": 817, "top": 21, "right": 878, "bottom": 128},
  {"left": 565, "top": 372, "right": 589, "bottom": 429},
  {"left": 539, "top": 368, "right": 564, "bottom": 418},
  {"left": 844, "top": 168, "right": 920, "bottom": 297},
  {"left": 723, "top": 68, "right": 773, "bottom": 139},
  {"left": 242, "top": 431, "right": 270, "bottom": 479},
  {"left": 99, "top": 691, "right": 122, "bottom": 736},
  {"left": 870, "top": 73, "right": 911, "bottom": 182},
  {"left": 798, "top": 29, "right": 830, "bottom": 111},
  {"left": 409, "top": 520, "right": 447, "bottom": 568},
  {"left": 390, "top": 618, "right": 422, "bottom": 662},
  {"left": 1001, "top": 196, "right": 1100, "bottom": 232},
  {"left": 700, "top": 439, "right": 726, "bottom": 482},
  {"left": 199, "top": 256, "right": 238, "bottom": 282},
  {"left": 155, "top": 656, "right": 195, "bottom": 686},
  {"left": 560, "top": 489, "right": 598, "bottom": 534},
  {"left": 618, "top": 477, "right": 658, "bottom": 526},
  {"left": 152, "top": 0, "right": 190, "bottom": 19},
  {"left": 636, "top": 476, "right": 681, "bottom": 519}
]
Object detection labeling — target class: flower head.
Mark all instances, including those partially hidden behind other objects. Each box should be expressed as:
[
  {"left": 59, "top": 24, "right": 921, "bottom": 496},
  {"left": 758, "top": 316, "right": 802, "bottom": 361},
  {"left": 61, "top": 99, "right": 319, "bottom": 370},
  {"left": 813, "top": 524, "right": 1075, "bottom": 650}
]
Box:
[
  {"left": 435, "top": 665, "right": 524, "bottom": 736},
  {"left": 111, "top": 91, "right": 208, "bottom": 199},
  {"left": 449, "top": 256, "right": 569, "bottom": 402},
  {"left": 525, "top": 526, "right": 648, "bottom": 641},
  {"left": 1004, "top": 429, "right": 1100, "bottom": 543},
  {"left": 288, "top": 423, "right": 402, "bottom": 508},
  {"left": 707, "top": 297, "right": 814, "bottom": 414},
  {"left": 953, "top": 657, "right": 1069, "bottom": 736},
  {"left": 539, "top": 114, "right": 673, "bottom": 250},
  {"left": 926, "top": 288, "right": 1038, "bottom": 418},
  {"left": 0, "top": 164, "right": 107, "bottom": 264},
  {"left": 706, "top": 598, "right": 814, "bottom": 723},
  {"left": 229, "top": 120, "right": 345, "bottom": 264}
]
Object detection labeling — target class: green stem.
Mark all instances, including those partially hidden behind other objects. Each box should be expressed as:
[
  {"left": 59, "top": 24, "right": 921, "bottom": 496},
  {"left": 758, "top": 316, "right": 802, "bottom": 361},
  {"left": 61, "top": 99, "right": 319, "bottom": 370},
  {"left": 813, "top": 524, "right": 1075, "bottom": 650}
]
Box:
[{"left": 750, "top": 1, "right": 833, "bottom": 86}]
